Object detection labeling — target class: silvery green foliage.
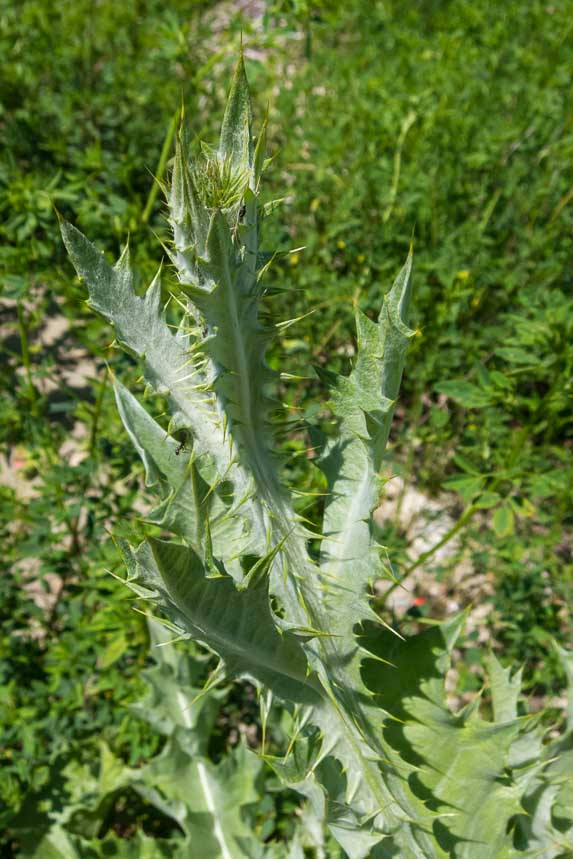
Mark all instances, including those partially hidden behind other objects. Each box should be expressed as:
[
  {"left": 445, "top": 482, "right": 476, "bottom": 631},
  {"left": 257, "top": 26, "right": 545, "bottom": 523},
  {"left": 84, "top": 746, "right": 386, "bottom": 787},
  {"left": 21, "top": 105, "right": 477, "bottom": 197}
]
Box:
[
  {"left": 61, "top": 58, "right": 573, "bottom": 858},
  {"left": 21, "top": 619, "right": 319, "bottom": 859}
]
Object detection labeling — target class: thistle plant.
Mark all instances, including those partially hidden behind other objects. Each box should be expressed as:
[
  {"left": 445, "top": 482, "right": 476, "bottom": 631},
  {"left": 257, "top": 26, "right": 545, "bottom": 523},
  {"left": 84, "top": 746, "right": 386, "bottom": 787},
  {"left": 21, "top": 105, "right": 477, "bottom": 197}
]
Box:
[{"left": 61, "top": 58, "right": 573, "bottom": 858}]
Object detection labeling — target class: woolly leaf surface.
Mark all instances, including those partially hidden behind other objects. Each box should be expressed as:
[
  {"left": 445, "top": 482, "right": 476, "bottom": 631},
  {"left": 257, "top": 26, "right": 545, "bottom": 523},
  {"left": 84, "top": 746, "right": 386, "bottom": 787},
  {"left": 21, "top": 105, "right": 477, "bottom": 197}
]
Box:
[{"left": 124, "top": 538, "right": 321, "bottom": 707}]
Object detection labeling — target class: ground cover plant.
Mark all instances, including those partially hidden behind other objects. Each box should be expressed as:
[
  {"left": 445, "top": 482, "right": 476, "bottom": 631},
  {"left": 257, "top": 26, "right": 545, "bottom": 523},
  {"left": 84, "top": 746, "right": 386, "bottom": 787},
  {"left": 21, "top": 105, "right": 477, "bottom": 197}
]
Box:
[
  {"left": 2, "top": 1, "right": 572, "bottom": 854},
  {"left": 49, "top": 56, "right": 573, "bottom": 857},
  {"left": 0, "top": 1, "right": 226, "bottom": 842},
  {"left": 260, "top": 0, "right": 573, "bottom": 697}
]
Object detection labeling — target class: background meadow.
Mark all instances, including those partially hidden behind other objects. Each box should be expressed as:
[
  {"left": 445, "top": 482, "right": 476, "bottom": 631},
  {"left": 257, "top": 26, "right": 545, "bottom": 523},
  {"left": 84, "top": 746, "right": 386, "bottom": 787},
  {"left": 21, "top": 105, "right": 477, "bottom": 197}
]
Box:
[{"left": 1, "top": 1, "right": 572, "bottom": 854}]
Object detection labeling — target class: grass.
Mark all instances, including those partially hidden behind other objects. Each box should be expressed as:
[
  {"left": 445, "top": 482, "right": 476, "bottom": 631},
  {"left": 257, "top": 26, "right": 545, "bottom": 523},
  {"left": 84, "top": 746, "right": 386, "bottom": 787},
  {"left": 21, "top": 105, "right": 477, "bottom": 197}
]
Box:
[{"left": 1, "top": 0, "right": 571, "bottom": 853}]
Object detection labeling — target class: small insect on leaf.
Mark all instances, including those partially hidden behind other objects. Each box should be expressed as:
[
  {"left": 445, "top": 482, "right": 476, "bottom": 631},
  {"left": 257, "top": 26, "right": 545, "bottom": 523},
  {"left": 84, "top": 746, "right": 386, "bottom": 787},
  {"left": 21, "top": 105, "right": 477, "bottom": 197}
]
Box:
[{"left": 175, "top": 432, "right": 188, "bottom": 456}]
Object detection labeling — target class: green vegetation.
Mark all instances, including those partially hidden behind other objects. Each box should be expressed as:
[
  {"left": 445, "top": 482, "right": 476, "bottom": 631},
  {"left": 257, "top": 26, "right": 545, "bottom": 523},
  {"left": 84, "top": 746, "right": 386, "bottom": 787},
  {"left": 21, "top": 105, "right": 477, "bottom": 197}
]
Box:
[{"left": 2, "top": 1, "right": 572, "bottom": 855}]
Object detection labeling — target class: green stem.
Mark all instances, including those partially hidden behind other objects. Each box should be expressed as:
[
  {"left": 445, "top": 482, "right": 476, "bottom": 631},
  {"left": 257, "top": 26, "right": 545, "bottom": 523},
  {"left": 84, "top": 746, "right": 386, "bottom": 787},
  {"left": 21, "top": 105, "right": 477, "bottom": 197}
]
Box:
[
  {"left": 388, "top": 425, "right": 528, "bottom": 598},
  {"left": 402, "top": 502, "right": 478, "bottom": 578},
  {"left": 89, "top": 367, "right": 109, "bottom": 457},
  {"left": 383, "top": 110, "right": 416, "bottom": 224},
  {"left": 17, "top": 300, "right": 39, "bottom": 417},
  {"left": 382, "top": 503, "right": 479, "bottom": 603},
  {"left": 141, "top": 109, "right": 180, "bottom": 225}
]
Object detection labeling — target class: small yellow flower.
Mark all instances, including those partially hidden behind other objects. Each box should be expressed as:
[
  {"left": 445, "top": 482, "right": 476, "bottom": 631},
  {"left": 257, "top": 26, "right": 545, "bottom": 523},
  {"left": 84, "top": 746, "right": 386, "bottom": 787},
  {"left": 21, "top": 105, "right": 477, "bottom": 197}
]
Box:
[
  {"left": 336, "top": 239, "right": 346, "bottom": 250},
  {"left": 456, "top": 270, "right": 470, "bottom": 281},
  {"left": 289, "top": 252, "right": 299, "bottom": 266},
  {"left": 310, "top": 198, "right": 320, "bottom": 212},
  {"left": 357, "top": 253, "right": 365, "bottom": 263}
]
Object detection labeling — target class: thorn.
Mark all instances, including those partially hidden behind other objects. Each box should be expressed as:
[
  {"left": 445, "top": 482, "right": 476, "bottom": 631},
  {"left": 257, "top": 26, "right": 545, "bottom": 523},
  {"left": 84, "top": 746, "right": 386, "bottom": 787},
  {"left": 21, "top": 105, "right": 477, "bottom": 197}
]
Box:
[{"left": 275, "top": 308, "right": 316, "bottom": 331}]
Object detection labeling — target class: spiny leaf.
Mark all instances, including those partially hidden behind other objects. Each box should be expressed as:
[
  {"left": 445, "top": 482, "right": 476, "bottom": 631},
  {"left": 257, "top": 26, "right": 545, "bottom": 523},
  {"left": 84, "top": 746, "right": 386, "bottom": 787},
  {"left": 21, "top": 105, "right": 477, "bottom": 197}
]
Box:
[
  {"left": 113, "top": 379, "right": 254, "bottom": 569},
  {"left": 134, "top": 736, "right": 263, "bottom": 857},
  {"left": 219, "top": 55, "right": 253, "bottom": 175},
  {"left": 61, "top": 56, "right": 573, "bottom": 859},
  {"left": 126, "top": 538, "right": 321, "bottom": 707}
]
